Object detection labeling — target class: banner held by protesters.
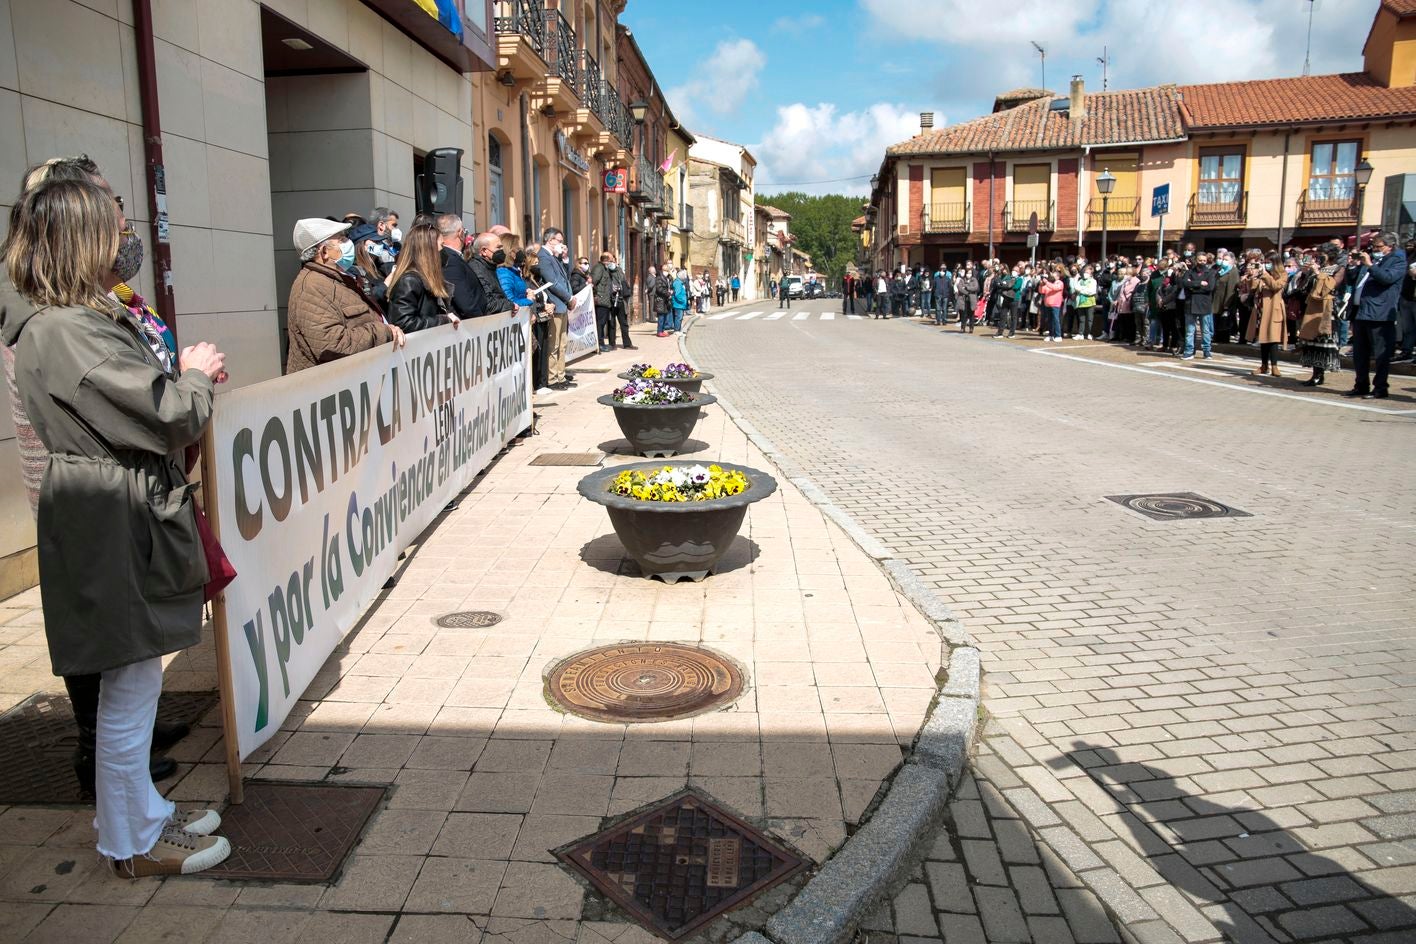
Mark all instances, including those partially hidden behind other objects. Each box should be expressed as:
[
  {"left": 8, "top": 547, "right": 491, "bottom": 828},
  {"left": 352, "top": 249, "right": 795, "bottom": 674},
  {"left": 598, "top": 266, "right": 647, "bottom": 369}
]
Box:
[
  {"left": 207, "top": 311, "right": 530, "bottom": 763},
  {"left": 565, "top": 285, "right": 598, "bottom": 362}
]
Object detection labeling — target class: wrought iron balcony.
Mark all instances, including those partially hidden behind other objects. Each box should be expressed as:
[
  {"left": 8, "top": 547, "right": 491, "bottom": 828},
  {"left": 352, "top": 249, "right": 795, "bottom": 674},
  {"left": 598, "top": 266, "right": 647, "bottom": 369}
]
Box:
[
  {"left": 661, "top": 183, "right": 675, "bottom": 221},
  {"left": 1188, "top": 191, "right": 1247, "bottom": 227},
  {"left": 682, "top": 204, "right": 694, "bottom": 232},
  {"left": 1297, "top": 191, "right": 1359, "bottom": 226},
  {"left": 924, "top": 202, "right": 969, "bottom": 234},
  {"left": 580, "top": 50, "right": 605, "bottom": 119},
  {"left": 1085, "top": 196, "right": 1140, "bottom": 229},
  {"left": 1003, "top": 200, "right": 1055, "bottom": 233},
  {"left": 632, "top": 155, "right": 665, "bottom": 210},
  {"left": 494, "top": 0, "right": 546, "bottom": 56},
  {"left": 603, "top": 87, "right": 634, "bottom": 148},
  {"left": 546, "top": 9, "right": 577, "bottom": 90}
]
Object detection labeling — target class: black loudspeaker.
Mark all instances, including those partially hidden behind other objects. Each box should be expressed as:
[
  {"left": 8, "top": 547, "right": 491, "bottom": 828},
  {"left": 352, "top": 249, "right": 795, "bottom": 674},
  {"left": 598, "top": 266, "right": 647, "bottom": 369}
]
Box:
[{"left": 417, "top": 147, "right": 464, "bottom": 217}]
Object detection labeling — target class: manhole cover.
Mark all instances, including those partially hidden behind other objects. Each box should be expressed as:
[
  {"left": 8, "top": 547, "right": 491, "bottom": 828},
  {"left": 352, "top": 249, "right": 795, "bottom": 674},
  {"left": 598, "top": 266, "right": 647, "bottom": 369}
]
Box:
[
  {"left": 546, "top": 643, "right": 744, "bottom": 723},
  {"left": 208, "top": 781, "right": 385, "bottom": 883},
  {"left": 530, "top": 452, "right": 605, "bottom": 467},
  {"left": 435, "top": 610, "right": 504, "bottom": 628},
  {"left": 1106, "top": 493, "right": 1251, "bottom": 521},
  {"left": 0, "top": 690, "right": 216, "bottom": 805},
  {"left": 558, "top": 788, "right": 806, "bottom": 940}
]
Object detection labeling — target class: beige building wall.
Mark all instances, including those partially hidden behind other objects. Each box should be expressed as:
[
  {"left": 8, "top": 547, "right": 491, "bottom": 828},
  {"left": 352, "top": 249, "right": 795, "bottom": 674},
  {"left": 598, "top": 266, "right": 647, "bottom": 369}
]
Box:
[{"left": 0, "top": 0, "right": 479, "bottom": 598}]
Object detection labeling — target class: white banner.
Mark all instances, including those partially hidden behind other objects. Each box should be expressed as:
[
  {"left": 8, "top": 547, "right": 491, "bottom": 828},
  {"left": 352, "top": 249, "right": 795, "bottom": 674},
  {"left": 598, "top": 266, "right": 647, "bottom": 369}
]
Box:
[
  {"left": 210, "top": 311, "right": 531, "bottom": 759},
  {"left": 565, "top": 285, "right": 599, "bottom": 362}
]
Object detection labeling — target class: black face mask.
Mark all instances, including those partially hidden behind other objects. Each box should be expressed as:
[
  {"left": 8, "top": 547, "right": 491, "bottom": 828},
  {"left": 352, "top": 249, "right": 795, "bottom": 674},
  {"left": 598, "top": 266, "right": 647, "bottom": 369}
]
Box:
[
  {"left": 513, "top": 251, "right": 527, "bottom": 268},
  {"left": 529, "top": 265, "right": 543, "bottom": 281},
  {"left": 491, "top": 249, "right": 506, "bottom": 266}
]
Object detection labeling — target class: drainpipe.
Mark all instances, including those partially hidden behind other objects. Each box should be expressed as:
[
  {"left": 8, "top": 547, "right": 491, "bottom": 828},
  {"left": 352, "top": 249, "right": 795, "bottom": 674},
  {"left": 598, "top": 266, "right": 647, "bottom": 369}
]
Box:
[
  {"left": 1080, "top": 145, "right": 1091, "bottom": 255},
  {"left": 986, "top": 150, "right": 995, "bottom": 259},
  {"left": 1275, "top": 131, "right": 1291, "bottom": 250},
  {"left": 520, "top": 93, "right": 533, "bottom": 241},
  {"left": 131, "top": 0, "right": 177, "bottom": 343}
]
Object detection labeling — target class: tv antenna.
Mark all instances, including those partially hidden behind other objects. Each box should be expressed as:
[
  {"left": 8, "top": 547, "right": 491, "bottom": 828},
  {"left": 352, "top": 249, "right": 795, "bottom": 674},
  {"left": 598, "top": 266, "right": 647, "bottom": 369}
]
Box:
[
  {"left": 1031, "top": 41, "right": 1046, "bottom": 90},
  {"left": 1097, "top": 46, "right": 1110, "bottom": 91},
  {"left": 1302, "top": 0, "right": 1316, "bottom": 76}
]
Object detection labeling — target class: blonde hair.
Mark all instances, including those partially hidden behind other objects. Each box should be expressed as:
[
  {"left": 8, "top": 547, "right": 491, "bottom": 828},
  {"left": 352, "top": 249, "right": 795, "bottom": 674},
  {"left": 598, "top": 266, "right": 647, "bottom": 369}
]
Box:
[
  {"left": 5, "top": 178, "right": 119, "bottom": 312},
  {"left": 388, "top": 223, "right": 448, "bottom": 299}
]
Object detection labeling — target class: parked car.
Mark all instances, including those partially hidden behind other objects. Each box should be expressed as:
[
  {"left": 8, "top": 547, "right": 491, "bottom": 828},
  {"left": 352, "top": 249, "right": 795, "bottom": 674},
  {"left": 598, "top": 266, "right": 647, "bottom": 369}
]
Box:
[{"left": 782, "top": 275, "right": 804, "bottom": 297}]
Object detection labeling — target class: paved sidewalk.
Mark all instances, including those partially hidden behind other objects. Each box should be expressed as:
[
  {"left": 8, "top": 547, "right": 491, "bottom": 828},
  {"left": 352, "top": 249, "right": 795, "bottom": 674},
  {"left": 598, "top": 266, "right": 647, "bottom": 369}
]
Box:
[{"left": 0, "top": 323, "right": 945, "bottom": 943}]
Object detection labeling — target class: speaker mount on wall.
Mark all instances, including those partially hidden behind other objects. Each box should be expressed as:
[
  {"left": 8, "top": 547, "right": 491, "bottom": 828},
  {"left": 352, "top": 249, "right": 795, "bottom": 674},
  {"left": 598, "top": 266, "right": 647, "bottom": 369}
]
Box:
[{"left": 416, "top": 147, "right": 464, "bottom": 218}]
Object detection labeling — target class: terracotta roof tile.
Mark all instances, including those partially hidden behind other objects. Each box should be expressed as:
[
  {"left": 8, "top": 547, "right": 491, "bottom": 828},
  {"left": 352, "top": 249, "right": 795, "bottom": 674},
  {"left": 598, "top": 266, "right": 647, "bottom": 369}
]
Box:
[
  {"left": 887, "top": 86, "right": 1185, "bottom": 157},
  {"left": 1383, "top": 0, "right": 1416, "bottom": 17},
  {"left": 1178, "top": 72, "right": 1416, "bottom": 128}
]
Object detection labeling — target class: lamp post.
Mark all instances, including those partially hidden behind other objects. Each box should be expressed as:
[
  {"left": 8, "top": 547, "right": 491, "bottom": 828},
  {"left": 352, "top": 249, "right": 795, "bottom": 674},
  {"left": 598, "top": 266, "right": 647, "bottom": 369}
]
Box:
[
  {"left": 1096, "top": 167, "right": 1116, "bottom": 262},
  {"left": 1354, "top": 157, "right": 1374, "bottom": 250}
]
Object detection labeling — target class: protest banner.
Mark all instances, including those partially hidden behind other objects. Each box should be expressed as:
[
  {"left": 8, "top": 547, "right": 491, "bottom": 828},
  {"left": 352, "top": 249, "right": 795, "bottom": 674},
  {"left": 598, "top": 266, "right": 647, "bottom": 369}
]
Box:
[
  {"left": 565, "top": 285, "right": 599, "bottom": 362},
  {"left": 204, "top": 311, "right": 531, "bottom": 778}
]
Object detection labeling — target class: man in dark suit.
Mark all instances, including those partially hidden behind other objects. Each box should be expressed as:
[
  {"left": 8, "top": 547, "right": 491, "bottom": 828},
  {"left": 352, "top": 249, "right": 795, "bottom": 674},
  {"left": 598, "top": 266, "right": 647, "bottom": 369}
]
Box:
[
  {"left": 1345, "top": 232, "right": 1408, "bottom": 400},
  {"left": 1179, "top": 254, "right": 1215, "bottom": 359},
  {"left": 435, "top": 214, "right": 489, "bottom": 317},
  {"left": 537, "top": 228, "right": 575, "bottom": 388},
  {"left": 466, "top": 231, "right": 516, "bottom": 315}
]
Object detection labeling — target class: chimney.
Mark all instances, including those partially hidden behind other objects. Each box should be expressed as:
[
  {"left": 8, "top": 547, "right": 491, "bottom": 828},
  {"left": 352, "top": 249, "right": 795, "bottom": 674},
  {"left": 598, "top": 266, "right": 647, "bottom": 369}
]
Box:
[
  {"left": 919, "top": 111, "right": 934, "bottom": 134},
  {"left": 1069, "top": 75, "right": 1086, "bottom": 123}
]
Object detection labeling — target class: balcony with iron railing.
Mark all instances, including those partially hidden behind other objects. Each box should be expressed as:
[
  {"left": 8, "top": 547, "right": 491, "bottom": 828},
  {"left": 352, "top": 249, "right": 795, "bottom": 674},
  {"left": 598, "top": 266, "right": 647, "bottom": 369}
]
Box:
[
  {"left": 924, "top": 202, "right": 969, "bottom": 234},
  {"left": 1188, "top": 191, "right": 1248, "bottom": 227},
  {"left": 546, "top": 9, "right": 577, "bottom": 89},
  {"left": 1003, "top": 200, "right": 1055, "bottom": 233},
  {"left": 661, "top": 183, "right": 675, "bottom": 221},
  {"left": 631, "top": 155, "right": 665, "bottom": 210},
  {"left": 1085, "top": 196, "right": 1140, "bottom": 230},
  {"left": 493, "top": 0, "right": 547, "bottom": 82},
  {"left": 1297, "top": 190, "right": 1359, "bottom": 226},
  {"left": 602, "top": 87, "right": 634, "bottom": 149},
  {"left": 682, "top": 204, "right": 694, "bottom": 232},
  {"left": 722, "top": 216, "right": 746, "bottom": 244}
]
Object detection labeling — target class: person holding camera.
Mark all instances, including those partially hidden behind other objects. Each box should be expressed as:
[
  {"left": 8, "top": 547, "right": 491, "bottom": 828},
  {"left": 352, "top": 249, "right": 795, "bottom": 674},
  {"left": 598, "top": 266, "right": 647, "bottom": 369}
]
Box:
[
  {"left": 1245, "top": 251, "right": 1288, "bottom": 377},
  {"left": 1297, "top": 251, "right": 1341, "bottom": 386},
  {"left": 1345, "top": 233, "right": 1408, "bottom": 399}
]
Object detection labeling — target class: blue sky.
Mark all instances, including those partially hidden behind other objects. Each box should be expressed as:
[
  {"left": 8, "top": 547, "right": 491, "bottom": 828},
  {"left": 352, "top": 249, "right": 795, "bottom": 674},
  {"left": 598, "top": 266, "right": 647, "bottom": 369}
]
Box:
[{"left": 623, "top": 0, "right": 1375, "bottom": 197}]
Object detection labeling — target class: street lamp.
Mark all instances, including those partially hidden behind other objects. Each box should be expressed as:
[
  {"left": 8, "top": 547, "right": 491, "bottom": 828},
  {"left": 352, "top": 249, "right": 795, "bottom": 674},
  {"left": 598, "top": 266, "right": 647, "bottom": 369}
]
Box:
[
  {"left": 1096, "top": 167, "right": 1116, "bottom": 262},
  {"left": 629, "top": 100, "right": 649, "bottom": 124},
  {"left": 1354, "top": 156, "right": 1374, "bottom": 249}
]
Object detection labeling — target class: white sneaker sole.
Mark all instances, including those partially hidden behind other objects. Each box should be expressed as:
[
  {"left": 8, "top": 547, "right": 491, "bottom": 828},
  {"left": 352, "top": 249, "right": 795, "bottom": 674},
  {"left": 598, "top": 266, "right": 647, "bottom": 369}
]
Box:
[
  {"left": 178, "top": 810, "right": 221, "bottom": 836},
  {"left": 182, "top": 835, "right": 231, "bottom": 874}
]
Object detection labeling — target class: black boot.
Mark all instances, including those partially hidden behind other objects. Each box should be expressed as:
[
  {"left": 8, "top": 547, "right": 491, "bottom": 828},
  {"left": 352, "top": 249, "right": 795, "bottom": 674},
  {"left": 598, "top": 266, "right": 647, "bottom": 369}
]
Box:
[{"left": 66, "top": 673, "right": 180, "bottom": 797}]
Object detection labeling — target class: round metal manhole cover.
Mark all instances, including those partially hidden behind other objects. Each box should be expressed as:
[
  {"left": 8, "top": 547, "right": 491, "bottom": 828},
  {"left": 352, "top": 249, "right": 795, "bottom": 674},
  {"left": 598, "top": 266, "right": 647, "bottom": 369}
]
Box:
[
  {"left": 434, "top": 611, "right": 504, "bottom": 629},
  {"left": 546, "top": 643, "right": 745, "bottom": 723}
]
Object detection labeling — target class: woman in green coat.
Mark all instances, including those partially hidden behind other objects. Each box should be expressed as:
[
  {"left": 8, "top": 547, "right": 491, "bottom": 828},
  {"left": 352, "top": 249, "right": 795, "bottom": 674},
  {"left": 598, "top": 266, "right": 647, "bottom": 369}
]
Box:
[{"left": 4, "top": 178, "right": 232, "bottom": 878}]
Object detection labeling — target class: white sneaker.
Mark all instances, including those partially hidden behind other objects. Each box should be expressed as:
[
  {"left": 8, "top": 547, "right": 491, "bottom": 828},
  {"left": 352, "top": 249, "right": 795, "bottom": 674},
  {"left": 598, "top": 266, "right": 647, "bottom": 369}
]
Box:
[
  {"left": 535, "top": 387, "right": 553, "bottom": 396},
  {"left": 1086, "top": 334, "right": 1094, "bottom": 340},
  {"left": 170, "top": 809, "right": 221, "bottom": 836},
  {"left": 1072, "top": 334, "right": 1083, "bottom": 340},
  {"left": 111, "top": 827, "right": 231, "bottom": 878}
]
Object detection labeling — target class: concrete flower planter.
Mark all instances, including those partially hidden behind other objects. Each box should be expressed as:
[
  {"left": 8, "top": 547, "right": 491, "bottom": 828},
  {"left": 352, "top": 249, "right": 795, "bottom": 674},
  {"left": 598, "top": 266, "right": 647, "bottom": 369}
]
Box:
[
  {"left": 577, "top": 461, "right": 778, "bottom": 583},
  {"left": 597, "top": 393, "right": 717, "bottom": 458},
  {"left": 615, "top": 370, "right": 714, "bottom": 396}
]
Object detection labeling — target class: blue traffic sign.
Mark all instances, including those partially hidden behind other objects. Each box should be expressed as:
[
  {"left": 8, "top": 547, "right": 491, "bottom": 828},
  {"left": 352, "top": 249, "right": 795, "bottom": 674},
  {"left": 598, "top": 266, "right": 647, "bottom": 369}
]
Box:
[{"left": 1151, "top": 184, "right": 1170, "bottom": 218}]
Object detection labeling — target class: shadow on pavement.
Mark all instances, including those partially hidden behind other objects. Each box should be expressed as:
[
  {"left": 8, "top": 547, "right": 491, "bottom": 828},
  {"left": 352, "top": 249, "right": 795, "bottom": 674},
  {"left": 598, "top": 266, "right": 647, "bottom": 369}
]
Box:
[
  {"left": 596, "top": 438, "right": 712, "bottom": 457},
  {"left": 577, "top": 534, "right": 759, "bottom": 579},
  {"left": 1057, "top": 742, "right": 1416, "bottom": 943}
]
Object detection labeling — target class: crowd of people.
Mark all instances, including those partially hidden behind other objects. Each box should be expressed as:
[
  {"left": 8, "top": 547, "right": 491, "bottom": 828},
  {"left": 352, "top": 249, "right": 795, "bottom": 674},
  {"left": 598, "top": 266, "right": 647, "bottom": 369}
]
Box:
[{"left": 847, "top": 235, "right": 1414, "bottom": 399}]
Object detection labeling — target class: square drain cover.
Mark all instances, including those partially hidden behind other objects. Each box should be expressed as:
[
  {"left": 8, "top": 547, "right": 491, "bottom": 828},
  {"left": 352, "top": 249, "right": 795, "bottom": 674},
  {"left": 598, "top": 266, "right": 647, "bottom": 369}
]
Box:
[
  {"left": 0, "top": 690, "right": 216, "bottom": 805},
  {"left": 557, "top": 788, "right": 806, "bottom": 939},
  {"left": 1107, "top": 493, "right": 1251, "bottom": 521},
  {"left": 530, "top": 452, "right": 606, "bottom": 467},
  {"left": 208, "top": 781, "right": 385, "bottom": 883}
]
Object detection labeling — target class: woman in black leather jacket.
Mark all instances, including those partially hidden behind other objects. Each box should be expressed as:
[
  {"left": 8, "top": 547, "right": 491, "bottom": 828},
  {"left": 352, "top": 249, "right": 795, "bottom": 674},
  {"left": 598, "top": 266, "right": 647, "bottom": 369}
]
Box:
[{"left": 387, "top": 224, "right": 455, "bottom": 333}]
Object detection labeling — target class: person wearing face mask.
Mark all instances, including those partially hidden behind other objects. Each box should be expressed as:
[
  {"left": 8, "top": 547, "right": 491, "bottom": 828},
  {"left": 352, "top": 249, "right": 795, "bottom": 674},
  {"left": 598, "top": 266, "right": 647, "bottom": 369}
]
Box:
[
  {"left": 1297, "top": 251, "right": 1341, "bottom": 386},
  {"left": 571, "top": 256, "right": 590, "bottom": 296},
  {"left": 497, "top": 247, "right": 550, "bottom": 394},
  {"left": 1069, "top": 265, "right": 1098, "bottom": 340},
  {"left": 591, "top": 252, "right": 632, "bottom": 347},
  {"left": 1211, "top": 251, "right": 1239, "bottom": 344},
  {"left": 648, "top": 265, "right": 672, "bottom": 338},
  {"left": 537, "top": 229, "right": 574, "bottom": 386},
  {"left": 0, "top": 155, "right": 202, "bottom": 802},
  {"left": 387, "top": 224, "right": 459, "bottom": 334},
  {"left": 1244, "top": 251, "right": 1287, "bottom": 377},
  {"left": 1345, "top": 233, "right": 1408, "bottom": 399},
  {"left": 285, "top": 218, "right": 406, "bottom": 373},
  {"left": 365, "top": 207, "right": 400, "bottom": 275},
  {"left": 466, "top": 232, "right": 517, "bottom": 316},
  {"left": 7, "top": 177, "right": 234, "bottom": 878}
]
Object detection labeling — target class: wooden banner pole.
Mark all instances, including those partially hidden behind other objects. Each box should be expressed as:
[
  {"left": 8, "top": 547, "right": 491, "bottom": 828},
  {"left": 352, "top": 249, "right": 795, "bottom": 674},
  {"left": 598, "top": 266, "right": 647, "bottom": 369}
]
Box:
[{"left": 199, "top": 425, "right": 243, "bottom": 805}]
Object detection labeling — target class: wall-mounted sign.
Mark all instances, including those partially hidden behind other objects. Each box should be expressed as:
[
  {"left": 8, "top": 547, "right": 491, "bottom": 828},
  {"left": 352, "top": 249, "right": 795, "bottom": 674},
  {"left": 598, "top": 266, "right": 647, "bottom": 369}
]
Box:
[
  {"left": 603, "top": 168, "right": 627, "bottom": 193},
  {"left": 556, "top": 130, "right": 589, "bottom": 176}
]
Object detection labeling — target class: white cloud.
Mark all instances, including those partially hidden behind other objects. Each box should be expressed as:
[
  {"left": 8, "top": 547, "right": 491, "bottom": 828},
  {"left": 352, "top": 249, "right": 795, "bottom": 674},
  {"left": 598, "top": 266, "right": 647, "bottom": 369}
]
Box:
[
  {"left": 860, "top": 0, "right": 1373, "bottom": 94},
  {"left": 755, "top": 102, "right": 936, "bottom": 196},
  {"left": 772, "top": 14, "right": 824, "bottom": 32},
  {"left": 666, "top": 39, "right": 766, "bottom": 126}
]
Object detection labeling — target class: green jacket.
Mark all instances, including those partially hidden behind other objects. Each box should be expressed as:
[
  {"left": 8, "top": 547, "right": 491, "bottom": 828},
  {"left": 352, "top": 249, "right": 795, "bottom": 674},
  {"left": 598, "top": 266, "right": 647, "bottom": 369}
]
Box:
[{"left": 4, "top": 294, "right": 214, "bottom": 676}]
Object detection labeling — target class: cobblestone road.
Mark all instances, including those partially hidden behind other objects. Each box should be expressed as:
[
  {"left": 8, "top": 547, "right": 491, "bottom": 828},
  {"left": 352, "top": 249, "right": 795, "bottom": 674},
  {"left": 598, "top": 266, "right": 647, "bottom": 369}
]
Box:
[{"left": 688, "top": 310, "right": 1416, "bottom": 944}]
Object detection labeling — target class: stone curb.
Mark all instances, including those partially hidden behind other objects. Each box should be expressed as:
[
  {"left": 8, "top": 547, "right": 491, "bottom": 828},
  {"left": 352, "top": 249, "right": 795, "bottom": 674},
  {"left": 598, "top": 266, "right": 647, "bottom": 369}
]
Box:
[{"left": 678, "top": 322, "right": 984, "bottom": 944}]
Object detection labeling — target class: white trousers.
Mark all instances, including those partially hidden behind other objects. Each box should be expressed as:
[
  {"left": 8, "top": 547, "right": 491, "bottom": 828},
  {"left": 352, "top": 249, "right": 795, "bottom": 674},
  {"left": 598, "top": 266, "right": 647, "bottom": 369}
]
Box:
[{"left": 94, "top": 657, "right": 175, "bottom": 860}]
